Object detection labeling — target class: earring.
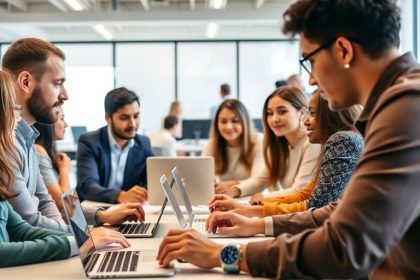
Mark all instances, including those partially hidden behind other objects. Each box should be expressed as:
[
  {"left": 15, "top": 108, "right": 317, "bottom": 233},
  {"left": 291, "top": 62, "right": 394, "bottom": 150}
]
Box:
[{"left": 344, "top": 63, "right": 350, "bottom": 69}]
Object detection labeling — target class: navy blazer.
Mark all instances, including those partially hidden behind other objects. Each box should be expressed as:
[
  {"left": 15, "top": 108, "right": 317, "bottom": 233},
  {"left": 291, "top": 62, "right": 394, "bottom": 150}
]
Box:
[{"left": 76, "top": 126, "right": 154, "bottom": 203}]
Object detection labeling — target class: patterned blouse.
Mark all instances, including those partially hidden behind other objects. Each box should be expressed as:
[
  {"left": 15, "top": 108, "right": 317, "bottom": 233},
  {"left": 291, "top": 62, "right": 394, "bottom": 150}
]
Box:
[
  {"left": 263, "top": 130, "right": 364, "bottom": 216},
  {"left": 307, "top": 130, "right": 364, "bottom": 208}
]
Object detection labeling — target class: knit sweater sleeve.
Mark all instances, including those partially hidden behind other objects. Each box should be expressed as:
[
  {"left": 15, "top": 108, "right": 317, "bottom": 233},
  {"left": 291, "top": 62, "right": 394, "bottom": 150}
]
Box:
[
  {"left": 0, "top": 201, "right": 70, "bottom": 268},
  {"left": 262, "top": 180, "right": 316, "bottom": 216}
]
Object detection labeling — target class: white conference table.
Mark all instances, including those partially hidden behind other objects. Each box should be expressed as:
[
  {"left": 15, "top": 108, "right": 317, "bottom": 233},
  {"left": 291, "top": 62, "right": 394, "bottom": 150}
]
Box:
[{"left": 1, "top": 213, "right": 271, "bottom": 280}]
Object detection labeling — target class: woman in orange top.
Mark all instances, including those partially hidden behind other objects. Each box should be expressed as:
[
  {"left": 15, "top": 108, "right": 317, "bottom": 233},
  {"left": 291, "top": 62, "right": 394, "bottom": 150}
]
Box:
[{"left": 209, "top": 91, "right": 364, "bottom": 217}]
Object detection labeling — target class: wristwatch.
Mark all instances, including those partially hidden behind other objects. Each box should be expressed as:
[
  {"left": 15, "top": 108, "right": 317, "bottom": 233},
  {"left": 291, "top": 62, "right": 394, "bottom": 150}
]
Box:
[{"left": 219, "top": 244, "right": 241, "bottom": 274}]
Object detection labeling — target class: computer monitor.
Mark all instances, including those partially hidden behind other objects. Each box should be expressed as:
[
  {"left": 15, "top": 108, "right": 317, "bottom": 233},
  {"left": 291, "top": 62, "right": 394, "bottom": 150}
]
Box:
[
  {"left": 182, "top": 119, "right": 211, "bottom": 140},
  {"left": 253, "top": 119, "right": 263, "bottom": 132},
  {"left": 71, "top": 126, "right": 87, "bottom": 144}
]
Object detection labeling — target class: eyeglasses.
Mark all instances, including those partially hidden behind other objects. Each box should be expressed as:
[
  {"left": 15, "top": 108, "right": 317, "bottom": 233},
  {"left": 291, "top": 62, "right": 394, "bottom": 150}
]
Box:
[
  {"left": 300, "top": 37, "right": 361, "bottom": 75},
  {"left": 299, "top": 37, "right": 337, "bottom": 75}
]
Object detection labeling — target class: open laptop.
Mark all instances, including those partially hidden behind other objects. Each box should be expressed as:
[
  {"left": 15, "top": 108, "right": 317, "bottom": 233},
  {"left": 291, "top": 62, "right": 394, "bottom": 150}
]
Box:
[
  {"left": 160, "top": 174, "right": 229, "bottom": 238},
  {"left": 112, "top": 194, "right": 168, "bottom": 238},
  {"left": 70, "top": 125, "right": 87, "bottom": 143},
  {"left": 147, "top": 157, "right": 214, "bottom": 205},
  {"left": 62, "top": 190, "right": 174, "bottom": 278}
]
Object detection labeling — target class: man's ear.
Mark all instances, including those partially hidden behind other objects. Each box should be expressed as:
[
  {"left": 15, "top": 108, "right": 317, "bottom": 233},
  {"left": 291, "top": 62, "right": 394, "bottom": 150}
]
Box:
[
  {"left": 105, "top": 113, "right": 111, "bottom": 125},
  {"left": 335, "top": 36, "right": 354, "bottom": 67},
  {"left": 15, "top": 71, "right": 33, "bottom": 95}
]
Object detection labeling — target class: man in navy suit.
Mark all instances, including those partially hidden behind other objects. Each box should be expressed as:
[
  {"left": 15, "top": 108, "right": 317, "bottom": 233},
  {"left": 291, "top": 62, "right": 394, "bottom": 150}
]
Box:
[{"left": 76, "top": 87, "right": 154, "bottom": 204}]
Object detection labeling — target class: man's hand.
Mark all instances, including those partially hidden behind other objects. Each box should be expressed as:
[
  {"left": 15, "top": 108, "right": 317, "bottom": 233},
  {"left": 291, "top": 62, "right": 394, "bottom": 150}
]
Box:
[
  {"left": 90, "top": 227, "right": 130, "bottom": 249},
  {"left": 157, "top": 229, "right": 223, "bottom": 269},
  {"left": 206, "top": 211, "right": 265, "bottom": 237},
  {"left": 97, "top": 203, "right": 145, "bottom": 225},
  {"left": 116, "top": 186, "right": 148, "bottom": 203}
]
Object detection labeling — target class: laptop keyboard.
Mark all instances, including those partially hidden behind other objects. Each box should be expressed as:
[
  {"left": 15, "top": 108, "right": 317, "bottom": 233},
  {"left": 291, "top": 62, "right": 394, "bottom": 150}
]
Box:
[
  {"left": 116, "top": 223, "right": 151, "bottom": 235},
  {"left": 97, "top": 251, "right": 140, "bottom": 273},
  {"left": 191, "top": 218, "right": 207, "bottom": 233}
]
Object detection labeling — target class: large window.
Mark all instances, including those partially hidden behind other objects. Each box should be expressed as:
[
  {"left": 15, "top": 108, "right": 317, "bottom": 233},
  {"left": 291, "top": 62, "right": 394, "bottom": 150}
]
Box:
[
  {"left": 416, "top": 0, "right": 419, "bottom": 61},
  {"left": 1, "top": 40, "right": 308, "bottom": 139},
  {"left": 239, "top": 41, "right": 300, "bottom": 118},
  {"left": 55, "top": 43, "right": 114, "bottom": 134},
  {"left": 115, "top": 43, "right": 175, "bottom": 135},
  {"left": 0, "top": 44, "right": 10, "bottom": 66},
  {"left": 177, "top": 42, "right": 237, "bottom": 119}
]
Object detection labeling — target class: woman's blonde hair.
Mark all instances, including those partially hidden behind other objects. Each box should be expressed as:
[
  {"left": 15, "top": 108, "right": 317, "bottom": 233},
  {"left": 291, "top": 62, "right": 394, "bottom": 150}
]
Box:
[
  {"left": 262, "top": 86, "right": 308, "bottom": 187},
  {"left": 208, "top": 99, "right": 257, "bottom": 175},
  {"left": 0, "top": 70, "right": 20, "bottom": 201}
]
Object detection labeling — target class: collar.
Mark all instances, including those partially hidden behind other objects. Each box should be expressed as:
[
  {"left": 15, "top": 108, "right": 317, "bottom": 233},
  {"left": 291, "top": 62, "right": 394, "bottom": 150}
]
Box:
[
  {"left": 107, "top": 125, "right": 135, "bottom": 151},
  {"left": 359, "top": 52, "right": 418, "bottom": 122},
  {"left": 16, "top": 119, "right": 40, "bottom": 149}
]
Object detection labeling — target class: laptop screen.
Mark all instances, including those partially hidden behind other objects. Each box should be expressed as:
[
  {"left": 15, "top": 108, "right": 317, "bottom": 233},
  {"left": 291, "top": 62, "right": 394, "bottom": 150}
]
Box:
[{"left": 62, "top": 190, "right": 96, "bottom": 271}]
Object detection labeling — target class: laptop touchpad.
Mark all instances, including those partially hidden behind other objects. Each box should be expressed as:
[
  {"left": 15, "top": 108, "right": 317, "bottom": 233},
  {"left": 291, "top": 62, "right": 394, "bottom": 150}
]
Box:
[{"left": 142, "top": 255, "right": 156, "bottom": 262}]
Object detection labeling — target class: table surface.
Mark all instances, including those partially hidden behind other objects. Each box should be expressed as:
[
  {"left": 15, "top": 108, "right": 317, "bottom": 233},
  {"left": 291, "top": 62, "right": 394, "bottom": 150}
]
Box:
[{"left": 1, "top": 213, "right": 271, "bottom": 280}]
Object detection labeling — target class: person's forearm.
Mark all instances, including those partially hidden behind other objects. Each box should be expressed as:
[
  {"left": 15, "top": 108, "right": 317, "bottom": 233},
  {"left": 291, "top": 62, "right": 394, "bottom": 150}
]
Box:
[{"left": 58, "top": 172, "right": 70, "bottom": 194}]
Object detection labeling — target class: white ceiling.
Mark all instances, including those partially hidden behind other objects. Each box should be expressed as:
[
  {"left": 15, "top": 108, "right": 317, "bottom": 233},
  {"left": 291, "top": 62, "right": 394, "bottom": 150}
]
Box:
[{"left": 0, "top": 0, "right": 294, "bottom": 42}]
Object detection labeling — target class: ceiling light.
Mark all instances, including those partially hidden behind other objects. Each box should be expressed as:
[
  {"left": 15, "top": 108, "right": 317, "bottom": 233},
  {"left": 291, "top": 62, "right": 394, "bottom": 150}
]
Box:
[
  {"left": 64, "top": 0, "right": 84, "bottom": 11},
  {"left": 210, "top": 0, "right": 226, "bottom": 9},
  {"left": 206, "top": 23, "right": 219, "bottom": 38},
  {"left": 93, "top": 24, "right": 113, "bottom": 40}
]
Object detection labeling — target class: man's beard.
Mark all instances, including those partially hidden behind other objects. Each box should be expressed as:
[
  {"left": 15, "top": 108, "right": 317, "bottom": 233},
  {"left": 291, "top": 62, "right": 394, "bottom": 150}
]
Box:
[
  {"left": 27, "top": 85, "right": 62, "bottom": 124},
  {"left": 111, "top": 121, "right": 137, "bottom": 141}
]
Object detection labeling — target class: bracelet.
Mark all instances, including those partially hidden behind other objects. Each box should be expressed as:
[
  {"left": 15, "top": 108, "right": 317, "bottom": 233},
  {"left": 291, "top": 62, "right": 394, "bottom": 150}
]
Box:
[{"left": 94, "top": 207, "right": 106, "bottom": 226}]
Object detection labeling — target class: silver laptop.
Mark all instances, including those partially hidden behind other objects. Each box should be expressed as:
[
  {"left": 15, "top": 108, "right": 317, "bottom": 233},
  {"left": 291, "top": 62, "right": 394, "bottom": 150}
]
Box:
[
  {"left": 61, "top": 190, "right": 174, "bottom": 278},
  {"left": 160, "top": 174, "right": 229, "bottom": 238},
  {"left": 113, "top": 195, "right": 167, "bottom": 238},
  {"left": 147, "top": 157, "right": 214, "bottom": 205}
]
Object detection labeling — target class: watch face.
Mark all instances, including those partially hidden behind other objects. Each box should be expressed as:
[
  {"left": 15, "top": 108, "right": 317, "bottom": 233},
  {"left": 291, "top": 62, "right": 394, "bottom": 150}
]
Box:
[{"left": 221, "top": 246, "right": 239, "bottom": 265}]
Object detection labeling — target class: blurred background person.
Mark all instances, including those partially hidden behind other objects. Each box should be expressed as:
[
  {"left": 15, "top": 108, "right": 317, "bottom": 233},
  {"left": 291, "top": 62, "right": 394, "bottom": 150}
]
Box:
[
  {"left": 210, "top": 83, "right": 232, "bottom": 119},
  {"left": 168, "top": 100, "right": 183, "bottom": 139},
  {"left": 150, "top": 115, "right": 178, "bottom": 156}
]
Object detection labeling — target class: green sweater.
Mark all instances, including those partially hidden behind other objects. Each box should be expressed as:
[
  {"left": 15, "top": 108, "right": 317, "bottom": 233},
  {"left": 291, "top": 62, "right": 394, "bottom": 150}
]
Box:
[{"left": 0, "top": 200, "right": 70, "bottom": 267}]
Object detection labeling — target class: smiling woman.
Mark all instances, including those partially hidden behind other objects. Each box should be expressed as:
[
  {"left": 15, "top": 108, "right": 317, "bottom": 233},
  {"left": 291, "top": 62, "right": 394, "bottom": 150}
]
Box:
[
  {"left": 234, "top": 86, "right": 320, "bottom": 199},
  {"left": 202, "top": 99, "right": 264, "bottom": 197}
]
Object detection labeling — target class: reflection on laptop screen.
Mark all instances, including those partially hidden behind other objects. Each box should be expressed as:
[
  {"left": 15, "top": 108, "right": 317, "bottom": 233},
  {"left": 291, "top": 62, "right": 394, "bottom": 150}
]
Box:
[{"left": 62, "top": 191, "right": 89, "bottom": 246}]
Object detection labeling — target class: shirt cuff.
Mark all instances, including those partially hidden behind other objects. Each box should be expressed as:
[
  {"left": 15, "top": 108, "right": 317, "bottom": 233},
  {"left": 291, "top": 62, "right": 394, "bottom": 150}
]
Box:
[
  {"left": 67, "top": 236, "right": 79, "bottom": 257},
  {"left": 264, "top": 216, "right": 274, "bottom": 236}
]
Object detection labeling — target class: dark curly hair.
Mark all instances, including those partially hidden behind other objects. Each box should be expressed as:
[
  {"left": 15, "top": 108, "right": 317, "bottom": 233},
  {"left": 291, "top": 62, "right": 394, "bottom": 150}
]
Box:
[{"left": 282, "top": 0, "right": 401, "bottom": 59}]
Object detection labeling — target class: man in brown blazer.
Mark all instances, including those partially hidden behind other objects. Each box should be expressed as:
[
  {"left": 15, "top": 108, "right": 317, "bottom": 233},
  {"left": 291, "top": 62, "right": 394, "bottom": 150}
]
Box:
[{"left": 157, "top": 1, "right": 420, "bottom": 279}]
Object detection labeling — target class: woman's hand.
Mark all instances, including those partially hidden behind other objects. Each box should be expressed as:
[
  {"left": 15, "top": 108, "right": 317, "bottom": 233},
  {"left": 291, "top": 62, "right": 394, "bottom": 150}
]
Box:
[
  {"left": 57, "top": 152, "right": 71, "bottom": 174},
  {"left": 206, "top": 211, "right": 265, "bottom": 236}
]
